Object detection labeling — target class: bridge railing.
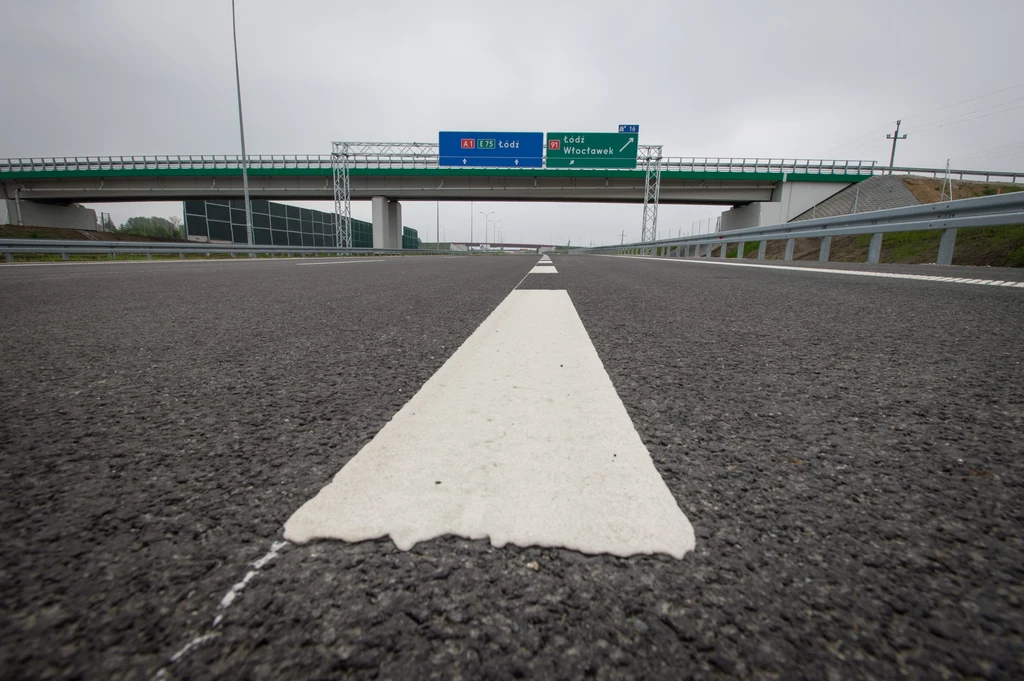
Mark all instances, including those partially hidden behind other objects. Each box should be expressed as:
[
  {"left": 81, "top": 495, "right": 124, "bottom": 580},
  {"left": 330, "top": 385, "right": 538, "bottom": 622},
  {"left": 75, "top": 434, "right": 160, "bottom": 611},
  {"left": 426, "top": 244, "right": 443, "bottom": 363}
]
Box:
[
  {"left": 577, "top": 192, "right": 1024, "bottom": 266},
  {"left": 4, "top": 155, "right": 1023, "bottom": 182},
  {"left": 1, "top": 154, "right": 876, "bottom": 175}
]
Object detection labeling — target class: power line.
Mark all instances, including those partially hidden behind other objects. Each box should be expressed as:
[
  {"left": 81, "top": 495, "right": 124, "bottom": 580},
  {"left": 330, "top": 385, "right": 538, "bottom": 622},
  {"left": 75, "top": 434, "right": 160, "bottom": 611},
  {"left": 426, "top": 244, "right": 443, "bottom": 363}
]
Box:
[
  {"left": 912, "top": 98, "right": 1024, "bottom": 134},
  {"left": 824, "top": 124, "right": 895, "bottom": 154},
  {"left": 824, "top": 82, "right": 1024, "bottom": 155},
  {"left": 902, "top": 82, "right": 1024, "bottom": 121}
]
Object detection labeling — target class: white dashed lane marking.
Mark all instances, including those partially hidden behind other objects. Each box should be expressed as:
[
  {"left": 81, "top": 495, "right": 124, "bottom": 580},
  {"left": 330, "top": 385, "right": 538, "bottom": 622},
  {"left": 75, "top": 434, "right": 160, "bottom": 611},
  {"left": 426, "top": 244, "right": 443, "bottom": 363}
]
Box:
[
  {"left": 284, "top": 289, "right": 694, "bottom": 559},
  {"left": 529, "top": 257, "right": 558, "bottom": 274},
  {"left": 614, "top": 255, "right": 1024, "bottom": 287}
]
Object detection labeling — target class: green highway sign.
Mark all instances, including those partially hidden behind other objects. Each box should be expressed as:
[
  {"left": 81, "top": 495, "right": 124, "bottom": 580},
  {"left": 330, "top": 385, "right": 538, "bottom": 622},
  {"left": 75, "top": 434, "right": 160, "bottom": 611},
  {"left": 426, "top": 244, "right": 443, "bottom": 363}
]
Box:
[{"left": 546, "top": 132, "right": 638, "bottom": 169}]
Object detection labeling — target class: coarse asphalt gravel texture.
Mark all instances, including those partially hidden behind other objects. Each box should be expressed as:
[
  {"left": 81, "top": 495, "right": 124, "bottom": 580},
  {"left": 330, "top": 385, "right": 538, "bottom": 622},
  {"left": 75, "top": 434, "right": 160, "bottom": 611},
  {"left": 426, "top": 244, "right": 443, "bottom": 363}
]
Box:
[{"left": 2, "top": 254, "right": 1022, "bottom": 680}]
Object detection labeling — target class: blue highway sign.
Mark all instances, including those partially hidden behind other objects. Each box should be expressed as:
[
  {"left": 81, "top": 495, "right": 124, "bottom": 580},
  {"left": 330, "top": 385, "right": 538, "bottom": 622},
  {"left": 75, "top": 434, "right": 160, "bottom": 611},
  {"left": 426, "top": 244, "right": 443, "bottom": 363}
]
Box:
[
  {"left": 439, "top": 131, "right": 544, "bottom": 168},
  {"left": 618, "top": 124, "right": 639, "bottom": 133}
]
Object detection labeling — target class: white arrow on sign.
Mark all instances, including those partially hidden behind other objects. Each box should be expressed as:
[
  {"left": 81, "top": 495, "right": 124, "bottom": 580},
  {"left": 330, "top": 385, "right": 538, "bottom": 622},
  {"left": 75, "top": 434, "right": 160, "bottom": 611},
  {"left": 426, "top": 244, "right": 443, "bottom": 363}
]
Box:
[
  {"left": 463, "top": 158, "right": 467, "bottom": 165},
  {"left": 569, "top": 160, "right": 575, "bottom": 165},
  {"left": 515, "top": 159, "right": 519, "bottom": 166},
  {"left": 619, "top": 137, "right": 635, "bottom": 153}
]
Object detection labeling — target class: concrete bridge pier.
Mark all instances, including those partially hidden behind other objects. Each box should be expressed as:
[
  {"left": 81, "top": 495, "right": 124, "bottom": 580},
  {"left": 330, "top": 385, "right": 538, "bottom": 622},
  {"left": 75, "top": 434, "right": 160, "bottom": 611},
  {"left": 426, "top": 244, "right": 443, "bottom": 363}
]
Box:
[{"left": 371, "top": 196, "right": 403, "bottom": 249}]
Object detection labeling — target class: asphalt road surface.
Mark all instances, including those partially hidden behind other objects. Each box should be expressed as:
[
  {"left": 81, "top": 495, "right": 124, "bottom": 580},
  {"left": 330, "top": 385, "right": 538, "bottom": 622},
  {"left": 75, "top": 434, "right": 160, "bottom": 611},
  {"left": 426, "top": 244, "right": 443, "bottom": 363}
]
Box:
[{"left": 1, "top": 254, "right": 1022, "bottom": 680}]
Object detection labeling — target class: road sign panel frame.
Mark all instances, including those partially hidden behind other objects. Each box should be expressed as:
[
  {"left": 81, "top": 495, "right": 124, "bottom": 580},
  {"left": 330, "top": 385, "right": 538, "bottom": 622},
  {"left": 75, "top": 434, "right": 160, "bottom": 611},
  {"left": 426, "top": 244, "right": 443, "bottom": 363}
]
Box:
[
  {"left": 439, "top": 131, "right": 544, "bottom": 168},
  {"left": 545, "top": 132, "right": 639, "bottom": 169}
]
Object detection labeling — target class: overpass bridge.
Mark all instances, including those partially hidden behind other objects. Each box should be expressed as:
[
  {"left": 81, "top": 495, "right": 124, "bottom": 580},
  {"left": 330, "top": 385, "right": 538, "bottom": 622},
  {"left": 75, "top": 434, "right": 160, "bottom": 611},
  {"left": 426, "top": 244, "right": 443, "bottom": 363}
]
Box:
[
  {"left": 0, "top": 152, "right": 875, "bottom": 204},
  {"left": 3, "top": 148, "right": 1021, "bottom": 247}
]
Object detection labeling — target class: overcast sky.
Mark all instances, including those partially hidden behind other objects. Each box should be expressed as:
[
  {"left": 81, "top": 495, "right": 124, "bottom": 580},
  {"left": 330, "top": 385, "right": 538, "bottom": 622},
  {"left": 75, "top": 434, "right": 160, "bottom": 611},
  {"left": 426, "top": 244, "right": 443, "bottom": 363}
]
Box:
[{"left": 4, "top": 0, "right": 1023, "bottom": 244}]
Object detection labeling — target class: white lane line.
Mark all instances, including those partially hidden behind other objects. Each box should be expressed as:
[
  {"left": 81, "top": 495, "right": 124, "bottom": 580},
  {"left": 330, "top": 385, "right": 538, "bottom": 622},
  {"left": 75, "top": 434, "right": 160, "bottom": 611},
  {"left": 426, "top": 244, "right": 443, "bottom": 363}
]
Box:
[
  {"left": 614, "top": 255, "right": 1024, "bottom": 288},
  {"left": 284, "top": 289, "right": 694, "bottom": 559},
  {"left": 153, "top": 540, "right": 289, "bottom": 679},
  {"left": 296, "top": 259, "right": 385, "bottom": 266},
  {"left": 529, "top": 265, "right": 559, "bottom": 274}
]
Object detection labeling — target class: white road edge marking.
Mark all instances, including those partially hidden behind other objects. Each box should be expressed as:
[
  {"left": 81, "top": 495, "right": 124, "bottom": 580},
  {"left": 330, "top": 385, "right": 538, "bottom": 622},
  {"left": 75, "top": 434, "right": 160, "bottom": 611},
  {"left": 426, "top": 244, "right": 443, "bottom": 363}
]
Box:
[
  {"left": 613, "top": 255, "right": 1024, "bottom": 288},
  {"left": 152, "top": 540, "right": 290, "bottom": 679},
  {"left": 529, "top": 265, "right": 559, "bottom": 273},
  {"left": 284, "top": 289, "right": 694, "bottom": 559}
]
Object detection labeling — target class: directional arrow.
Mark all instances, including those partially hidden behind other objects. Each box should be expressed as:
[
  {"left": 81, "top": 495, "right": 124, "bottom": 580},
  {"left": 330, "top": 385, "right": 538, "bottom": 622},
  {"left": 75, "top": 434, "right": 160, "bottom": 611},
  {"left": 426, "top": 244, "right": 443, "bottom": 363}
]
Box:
[
  {"left": 569, "top": 160, "right": 575, "bottom": 165},
  {"left": 514, "top": 159, "right": 519, "bottom": 166},
  {"left": 619, "top": 137, "right": 635, "bottom": 153},
  {"left": 462, "top": 158, "right": 467, "bottom": 165}
]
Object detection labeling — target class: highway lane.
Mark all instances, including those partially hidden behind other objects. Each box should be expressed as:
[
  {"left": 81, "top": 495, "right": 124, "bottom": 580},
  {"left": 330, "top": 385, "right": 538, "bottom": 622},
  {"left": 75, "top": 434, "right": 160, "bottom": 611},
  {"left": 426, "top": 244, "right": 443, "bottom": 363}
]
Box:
[
  {"left": 2, "top": 254, "right": 1022, "bottom": 680},
  {"left": 0, "top": 255, "right": 534, "bottom": 680}
]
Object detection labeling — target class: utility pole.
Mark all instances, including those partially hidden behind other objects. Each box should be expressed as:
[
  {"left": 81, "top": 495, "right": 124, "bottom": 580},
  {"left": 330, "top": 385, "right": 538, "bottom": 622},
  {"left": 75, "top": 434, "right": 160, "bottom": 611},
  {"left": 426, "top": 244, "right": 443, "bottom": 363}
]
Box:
[
  {"left": 470, "top": 201, "right": 473, "bottom": 246},
  {"left": 436, "top": 201, "right": 439, "bottom": 246},
  {"left": 620, "top": 230, "right": 626, "bottom": 244},
  {"left": 886, "top": 120, "right": 907, "bottom": 173},
  {"left": 231, "top": 0, "right": 253, "bottom": 247}
]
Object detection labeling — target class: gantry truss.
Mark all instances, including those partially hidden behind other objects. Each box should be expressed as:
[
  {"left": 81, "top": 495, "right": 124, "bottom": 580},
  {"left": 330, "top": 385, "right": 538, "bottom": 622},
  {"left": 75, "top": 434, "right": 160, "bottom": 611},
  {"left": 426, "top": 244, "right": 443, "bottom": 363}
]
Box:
[{"left": 639, "top": 145, "right": 663, "bottom": 243}]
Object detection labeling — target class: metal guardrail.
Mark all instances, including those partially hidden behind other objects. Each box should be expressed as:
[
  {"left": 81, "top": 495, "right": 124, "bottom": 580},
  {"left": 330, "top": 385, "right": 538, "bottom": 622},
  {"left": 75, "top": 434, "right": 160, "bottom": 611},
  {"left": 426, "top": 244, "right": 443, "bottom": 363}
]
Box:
[
  {"left": 0, "top": 239, "right": 462, "bottom": 263},
  {"left": 577, "top": 192, "right": 1024, "bottom": 266}
]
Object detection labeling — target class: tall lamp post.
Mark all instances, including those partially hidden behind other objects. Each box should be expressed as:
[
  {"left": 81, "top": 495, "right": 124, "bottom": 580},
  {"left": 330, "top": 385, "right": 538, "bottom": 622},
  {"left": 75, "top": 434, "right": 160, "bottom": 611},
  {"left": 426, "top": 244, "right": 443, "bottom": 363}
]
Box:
[
  {"left": 478, "top": 211, "right": 494, "bottom": 246},
  {"left": 231, "top": 0, "right": 252, "bottom": 246},
  {"left": 492, "top": 220, "right": 502, "bottom": 245}
]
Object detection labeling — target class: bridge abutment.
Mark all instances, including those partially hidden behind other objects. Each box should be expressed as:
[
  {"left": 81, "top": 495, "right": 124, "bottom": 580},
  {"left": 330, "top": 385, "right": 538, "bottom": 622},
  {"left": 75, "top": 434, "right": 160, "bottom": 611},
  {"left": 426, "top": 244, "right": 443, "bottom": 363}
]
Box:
[
  {"left": 1, "top": 198, "right": 97, "bottom": 230},
  {"left": 720, "top": 181, "right": 851, "bottom": 231}
]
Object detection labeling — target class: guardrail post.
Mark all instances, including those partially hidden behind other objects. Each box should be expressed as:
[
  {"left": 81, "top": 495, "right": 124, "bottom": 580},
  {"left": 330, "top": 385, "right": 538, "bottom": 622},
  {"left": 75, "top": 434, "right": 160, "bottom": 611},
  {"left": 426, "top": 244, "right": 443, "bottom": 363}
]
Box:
[
  {"left": 179, "top": 251, "right": 185, "bottom": 259},
  {"left": 937, "top": 228, "right": 957, "bottom": 265},
  {"left": 230, "top": 252, "right": 237, "bottom": 258},
  {"left": 757, "top": 241, "right": 766, "bottom": 260},
  {"left": 62, "top": 253, "right": 69, "bottom": 261},
  {"left": 705, "top": 244, "right": 713, "bottom": 257},
  {"left": 109, "top": 251, "right": 115, "bottom": 260},
  {"left": 819, "top": 236, "right": 831, "bottom": 263},
  {"left": 784, "top": 239, "right": 795, "bottom": 261},
  {"left": 5, "top": 252, "right": 11, "bottom": 264},
  {"left": 147, "top": 252, "right": 153, "bottom": 260},
  {"left": 867, "top": 233, "right": 883, "bottom": 264},
  {"left": 736, "top": 241, "right": 745, "bottom": 259},
  {"left": 719, "top": 242, "right": 728, "bottom": 259}
]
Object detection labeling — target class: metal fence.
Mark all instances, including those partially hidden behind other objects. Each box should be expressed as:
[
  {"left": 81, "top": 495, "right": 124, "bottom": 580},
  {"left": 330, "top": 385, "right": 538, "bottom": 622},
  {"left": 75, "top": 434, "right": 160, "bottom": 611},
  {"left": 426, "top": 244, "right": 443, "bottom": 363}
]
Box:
[
  {"left": 0, "top": 239, "right": 462, "bottom": 263},
  {"left": 578, "top": 192, "right": 1024, "bottom": 266}
]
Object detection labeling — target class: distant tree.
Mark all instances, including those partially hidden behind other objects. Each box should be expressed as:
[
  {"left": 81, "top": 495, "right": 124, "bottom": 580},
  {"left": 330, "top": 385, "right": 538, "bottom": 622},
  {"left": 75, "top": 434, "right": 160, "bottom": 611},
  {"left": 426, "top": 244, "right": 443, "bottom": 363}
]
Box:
[{"left": 118, "top": 216, "right": 181, "bottom": 239}]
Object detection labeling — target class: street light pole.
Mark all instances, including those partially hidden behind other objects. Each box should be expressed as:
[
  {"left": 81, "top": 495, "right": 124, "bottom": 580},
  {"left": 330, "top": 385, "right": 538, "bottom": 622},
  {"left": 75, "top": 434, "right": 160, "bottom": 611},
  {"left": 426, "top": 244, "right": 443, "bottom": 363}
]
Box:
[
  {"left": 479, "top": 211, "right": 494, "bottom": 246},
  {"left": 230, "top": 0, "right": 253, "bottom": 247}
]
